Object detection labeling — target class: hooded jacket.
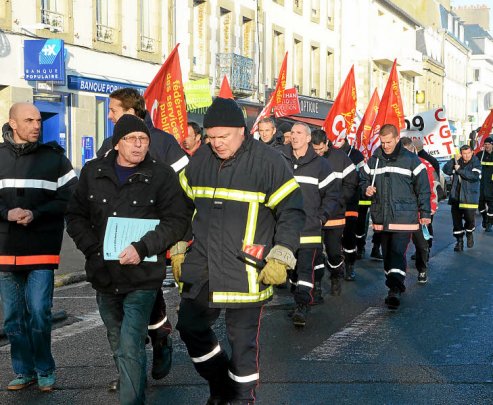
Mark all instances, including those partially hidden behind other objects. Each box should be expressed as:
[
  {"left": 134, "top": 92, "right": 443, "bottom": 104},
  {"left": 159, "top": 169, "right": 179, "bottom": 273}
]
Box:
[
  {"left": 0, "top": 123, "right": 77, "bottom": 272},
  {"left": 443, "top": 155, "right": 481, "bottom": 208}
]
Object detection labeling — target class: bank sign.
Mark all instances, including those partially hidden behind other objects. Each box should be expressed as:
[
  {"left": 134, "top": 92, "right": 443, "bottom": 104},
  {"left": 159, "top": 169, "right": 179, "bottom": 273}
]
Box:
[
  {"left": 24, "top": 39, "right": 65, "bottom": 81},
  {"left": 67, "top": 75, "right": 146, "bottom": 95}
]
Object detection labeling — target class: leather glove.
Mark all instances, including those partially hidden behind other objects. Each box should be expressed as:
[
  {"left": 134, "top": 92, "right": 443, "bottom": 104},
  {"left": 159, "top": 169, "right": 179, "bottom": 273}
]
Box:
[
  {"left": 257, "top": 258, "right": 289, "bottom": 285},
  {"left": 170, "top": 241, "right": 188, "bottom": 282}
]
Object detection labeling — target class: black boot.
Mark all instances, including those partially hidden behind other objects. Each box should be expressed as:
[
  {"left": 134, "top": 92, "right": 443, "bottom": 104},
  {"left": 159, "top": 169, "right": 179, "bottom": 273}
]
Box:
[
  {"left": 311, "top": 281, "right": 324, "bottom": 305},
  {"left": 152, "top": 335, "right": 173, "bottom": 380},
  {"left": 384, "top": 288, "right": 401, "bottom": 310},
  {"left": 370, "top": 245, "right": 383, "bottom": 260},
  {"left": 344, "top": 262, "right": 355, "bottom": 281},
  {"left": 454, "top": 238, "right": 464, "bottom": 252},
  {"left": 356, "top": 246, "right": 365, "bottom": 260},
  {"left": 330, "top": 277, "right": 342, "bottom": 296},
  {"left": 466, "top": 232, "right": 474, "bottom": 248},
  {"left": 486, "top": 222, "right": 492, "bottom": 233},
  {"left": 292, "top": 304, "right": 308, "bottom": 327}
]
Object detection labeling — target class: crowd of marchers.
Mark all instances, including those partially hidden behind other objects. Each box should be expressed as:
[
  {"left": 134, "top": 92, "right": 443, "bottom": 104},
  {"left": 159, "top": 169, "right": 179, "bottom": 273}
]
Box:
[{"left": 0, "top": 92, "right": 491, "bottom": 405}]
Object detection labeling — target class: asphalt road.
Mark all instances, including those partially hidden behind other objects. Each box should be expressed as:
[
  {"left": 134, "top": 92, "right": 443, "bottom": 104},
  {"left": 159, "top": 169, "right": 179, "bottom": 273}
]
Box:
[{"left": 0, "top": 203, "right": 492, "bottom": 404}]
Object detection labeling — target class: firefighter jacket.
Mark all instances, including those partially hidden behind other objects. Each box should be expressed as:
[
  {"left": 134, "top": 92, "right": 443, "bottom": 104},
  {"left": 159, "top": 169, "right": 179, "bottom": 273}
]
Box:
[
  {"left": 340, "top": 142, "right": 365, "bottom": 216},
  {"left": 320, "top": 147, "right": 358, "bottom": 228},
  {"left": 97, "top": 112, "right": 189, "bottom": 173},
  {"left": 0, "top": 124, "right": 78, "bottom": 272},
  {"left": 278, "top": 144, "right": 339, "bottom": 245},
  {"left": 443, "top": 155, "right": 481, "bottom": 209},
  {"left": 179, "top": 135, "right": 305, "bottom": 308},
  {"left": 66, "top": 150, "right": 191, "bottom": 294},
  {"left": 360, "top": 142, "right": 431, "bottom": 232},
  {"left": 476, "top": 150, "right": 493, "bottom": 201}
]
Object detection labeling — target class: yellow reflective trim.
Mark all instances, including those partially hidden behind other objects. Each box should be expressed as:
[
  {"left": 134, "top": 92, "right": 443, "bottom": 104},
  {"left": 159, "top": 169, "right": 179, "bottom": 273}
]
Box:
[
  {"left": 300, "top": 236, "right": 322, "bottom": 244},
  {"left": 191, "top": 187, "right": 266, "bottom": 203},
  {"left": 359, "top": 200, "right": 372, "bottom": 206},
  {"left": 481, "top": 161, "right": 493, "bottom": 166},
  {"left": 459, "top": 203, "right": 478, "bottom": 209},
  {"left": 179, "top": 170, "right": 194, "bottom": 200},
  {"left": 266, "top": 178, "right": 300, "bottom": 209},
  {"left": 244, "top": 202, "right": 259, "bottom": 293},
  {"left": 192, "top": 187, "right": 215, "bottom": 198},
  {"left": 212, "top": 286, "right": 274, "bottom": 303}
]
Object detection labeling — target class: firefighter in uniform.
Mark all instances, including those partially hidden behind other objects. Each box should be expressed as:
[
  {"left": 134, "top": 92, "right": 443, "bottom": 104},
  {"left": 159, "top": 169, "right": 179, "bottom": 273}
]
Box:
[
  {"left": 477, "top": 137, "right": 493, "bottom": 232},
  {"left": 172, "top": 98, "right": 305, "bottom": 405},
  {"left": 279, "top": 123, "right": 337, "bottom": 325},
  {"left": 311, "top": 130, "right": 358, "bottom": 294},
  {"left": 360, "top": 124, "right": 431, "bottom": 310},
  {"left": 443, "top": 145, "right": 481, "bottom": 251}
]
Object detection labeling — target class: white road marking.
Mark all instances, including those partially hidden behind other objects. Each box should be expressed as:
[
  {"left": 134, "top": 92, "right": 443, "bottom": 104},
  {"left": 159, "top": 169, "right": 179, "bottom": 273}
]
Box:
[
  {"left": 303, "top": 307, "right": 388, "bottom": 361},
  {"left": 54, "top": 296, "right": 95, "bottom": 299}
]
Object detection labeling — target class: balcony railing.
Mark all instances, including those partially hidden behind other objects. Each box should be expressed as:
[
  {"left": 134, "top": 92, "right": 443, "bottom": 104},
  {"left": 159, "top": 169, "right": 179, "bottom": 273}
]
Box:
[
  {"left": 216, "top": 53, "right": 254, "bottom": 96},
  {"left": 96, "top": 24, "right": 115, "bottom": 43},
  {"left": 41, "top": 9, "right": 64, "bottom": 32},
  {"left": 140, "top": 35, "right": 155, "bottom": 53}
]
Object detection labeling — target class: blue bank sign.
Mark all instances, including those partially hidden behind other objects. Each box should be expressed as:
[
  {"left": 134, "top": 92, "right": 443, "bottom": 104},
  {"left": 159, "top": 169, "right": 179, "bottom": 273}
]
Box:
[
  {"left": 67, "top": 75, "right": 147, "bottom": 95},
  {"left": 24, "top": 39, "right": 65, "bottom": 81}
]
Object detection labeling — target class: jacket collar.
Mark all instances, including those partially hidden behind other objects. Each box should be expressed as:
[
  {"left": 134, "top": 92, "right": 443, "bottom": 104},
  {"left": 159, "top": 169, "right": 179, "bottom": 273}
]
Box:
[{"left": 280, "top": 143, "right": 319, "bottom": 166}]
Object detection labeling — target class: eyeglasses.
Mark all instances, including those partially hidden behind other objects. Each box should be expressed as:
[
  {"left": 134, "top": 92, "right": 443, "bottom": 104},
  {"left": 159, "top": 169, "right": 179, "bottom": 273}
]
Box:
[{"left": 121, "top": 135, "right": 150, "bottom": 144}]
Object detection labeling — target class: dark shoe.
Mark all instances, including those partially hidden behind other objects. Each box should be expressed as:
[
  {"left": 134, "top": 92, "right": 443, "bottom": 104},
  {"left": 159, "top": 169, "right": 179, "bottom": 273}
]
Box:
[
  {"left": 108, "top": 379, "right": 119, "bottom": 392},
  {"left": 486, "top": 223, "right": 492, "bottom": 233},
  {"left": 384, "top": 289, "right": 401, "bottom": 310},
  {"left": 206, "top": 397, "right": 225, "bottom": 405},
  {"left": 356, "top": 246, "right": 365, "bottom": 260},
  {"left": 7, "top": 375, "right": 37, "bottom": 391},
  {"left": 417, "top": 271, "right": 428, "bottom": 284},
  {"left": 454, "top": 239, "right": 464, "bottom": 252},
  {"left": 330, "top": 277, "right": 342, "bottom": 296},
  {"left": 152, "top": 335, "right": 173, "bottom": 380},
  {"left": 344, "top": 264, "right": 355, "bottom": 281},
  {"left": 370, "top": 247, "right": 383, "bottom": 260},
  {"left": 466, "top": 233, "right": 474, "bottom": 248},
  {"left": 310, "top": 281, "right": 324, "bottom": 305},
  {"left": 292, "top": 304, "right": 308, "bottom": 327}
]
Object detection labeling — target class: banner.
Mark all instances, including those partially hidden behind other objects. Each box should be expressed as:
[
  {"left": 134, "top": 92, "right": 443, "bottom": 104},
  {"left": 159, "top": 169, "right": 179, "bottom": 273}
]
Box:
[
  {"left": 218, "top": 75, "right": 234, "bottom": 99},
  {"left": 274, "top": 87, "right": 301, "bottom": 117},
  {"left": 401, "top": 108, "right": 455, "bottom": 157},
  {"left": 345, "top": 110, "right": 362, "bottom": 146},
  {"left": 322, "top": 65, "right": 357, "bottom": 145},
  {"left": 184, "top": 78, "right": 212, "bottom": 110},
  {"left": 355, "top": 89, "right": 380, "bottom": 158},
  {"left": 369, "top": 59, "right": 405, "bottom": 154},
  {"left": 144, "top": 44, "right": 188, "bottom": 144},
  {"left": 474, "top": 109, "right": 493, "bottom": 154}
]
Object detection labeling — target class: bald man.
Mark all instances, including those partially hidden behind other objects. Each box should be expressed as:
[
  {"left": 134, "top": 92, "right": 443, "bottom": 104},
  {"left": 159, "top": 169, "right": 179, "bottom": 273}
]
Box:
[{"left": 0, "top": 103, "right": 77, "bottom": 392}]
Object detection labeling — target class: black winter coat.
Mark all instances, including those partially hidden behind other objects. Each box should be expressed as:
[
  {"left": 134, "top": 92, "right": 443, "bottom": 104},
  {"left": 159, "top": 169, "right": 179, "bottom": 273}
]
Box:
[
  {"left": 443, "top": 155, "right": 481, "bottom": 208},
  {"left": 66, "top": 150, "right": 191, "bottom": 294},
  {"left": 476, "top": 150, "right": 493, "bottom": 201}
]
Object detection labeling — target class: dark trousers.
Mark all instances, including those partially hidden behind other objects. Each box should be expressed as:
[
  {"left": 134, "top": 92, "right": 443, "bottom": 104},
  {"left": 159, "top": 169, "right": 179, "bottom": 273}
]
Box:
[
  {"left": 323, "top": 228, "right": 344, "bottom": 278},
  {"left": 355, "top": 205, "right": 370, "bottom": 250},
  {"left": 176, "top": 283, "right": 262, "bottom": 403},
  {"left": 342, "top": 216, "right": 358, "bottom": 265},
  {"left": 451, "top": 203, "right": 476, "bottom": 239},
  {"left": 479, "top": 199, "right": 493, "bottom": 225},
  {"left": 380, "top": 231, "right": 412, "bottom": 293},
  {"left": 412, "top": 228, "right": 429, "bottom": 272},
  {"left": 291, "top": 247, "right": 321, "bottom": 305},
  {"left": 148, "top": 289, "right": 172, "bottom": 345}
]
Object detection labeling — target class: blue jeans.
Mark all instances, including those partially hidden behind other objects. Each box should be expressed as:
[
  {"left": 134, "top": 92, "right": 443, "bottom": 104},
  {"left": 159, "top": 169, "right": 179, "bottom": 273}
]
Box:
[
  {"left": 0, "top": 270, "right": 55, "bottom": 376},
  {"left": 96, "top": 289, "right": 157, "bottom": 405}
]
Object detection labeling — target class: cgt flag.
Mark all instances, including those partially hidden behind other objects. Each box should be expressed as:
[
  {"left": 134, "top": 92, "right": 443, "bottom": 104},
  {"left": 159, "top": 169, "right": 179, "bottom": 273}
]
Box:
[
  {"left": 218, "top": 75, "right": 234, "bottom": 99},
  {"left": 355, "top": 88, "right": 380, "bottom": 159},
  {"left": 144, "top": 44, "right": 188, "bottom": 144},
  {"left": 368, "top": 59, "right": 405, "bottom": 154},
  {"left": 251, "top": 52, "right": 288, "bottom": 133},
  {"left": 474, "top": 109, "right": 493, "bottom": 154},
  {"left": 322, "top": 65, "right": 357, "bottom": 145}
]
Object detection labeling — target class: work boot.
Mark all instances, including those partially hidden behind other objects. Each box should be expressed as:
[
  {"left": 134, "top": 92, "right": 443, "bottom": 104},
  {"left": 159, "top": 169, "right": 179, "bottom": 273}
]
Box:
[
  {"left": 292, "top": 304, "right": 308, "bottom": 327},
  {"left": 466, "top": 232, "right": 474, "bottom": 248},
  {"left": 310, "top": 281, "right": 324, "bottom": 305},
  {"left": 370, "top": 246, "right": 383, "bottom": 260},
  {"left": 344, "top": 263, "right": 355, "bottom": 281},
  {"left": 330, "top": 277, "right": 342, "bottom": 296},
  {"left": 152, "top": 335, "right": 173, "bottom": 380},
  {"left": 454, "top": 238, "right": 463, "bottom": 252},
  {"left": 356, "top": 246, "right": 365, "bottom": 260},
  {"left": 384, "top": 288, "right": 401, "bottom": 310},
  {"left": 486, "top": 223, "right": 492, "bottom": 233}
]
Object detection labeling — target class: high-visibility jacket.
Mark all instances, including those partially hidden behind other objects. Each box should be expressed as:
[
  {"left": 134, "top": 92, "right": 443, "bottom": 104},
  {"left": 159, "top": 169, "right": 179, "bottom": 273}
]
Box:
[
  {"left": 476, "top": 150, "right": 493, "bottom": 201},
  {"left": 179, "top": 135, "right": 305, "bottom": 308},
  {"left": 321, "top": 147, "right": 358, "bottom": 228},
  {"left": 360, "top": 142, "right": 431, "bottom": 232},
  {"left": 0, "top": 124, "right": 78, "bottom": 271},
  {"left": 278, "top": 144, "right": 339, "bottom": 246},
  {"left": 443, "top": 155, "right": 481, "bottom": 209}
]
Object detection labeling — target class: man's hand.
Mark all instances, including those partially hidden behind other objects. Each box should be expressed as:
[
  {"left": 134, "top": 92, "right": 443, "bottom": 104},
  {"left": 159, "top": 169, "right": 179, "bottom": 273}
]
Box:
[
  {"left": 17, "top": 210, "right": 34, "bottom": 226},
  {"left": 365, "top": 186, "right": 377, "bottom": 197},
  {"left": 257, "top": 258, "right": 288, "bottom": 285},
  {"left": 118, "top": 245, "right": 142, "bottom": 265},
  {"left": 419, "top": 217, "right": 431, "bottom": 225},
  {"left": 8, "top": 208, "right": 25, "bottom": 222}
]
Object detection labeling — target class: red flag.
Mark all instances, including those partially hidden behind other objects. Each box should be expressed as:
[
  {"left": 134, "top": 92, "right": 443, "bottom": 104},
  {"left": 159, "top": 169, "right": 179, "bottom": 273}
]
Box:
[
  {"left": 274, "top": 87, "right": 301, "bottom": 117},
  {"left": 219, "top": 75, "right": 234, "bottom": 99},
  {"left": 251, "top": 52, "right": 288, "bottom": 133},
  {"left": 474, "top": 110, "right": 493, "bottom": 154},
  {"left": 322, "top": 66, "right": 357, "bottom": 145},
  {"left": 368, "top": 59, "right": 405, "bottom": 154},
  {"left": 144, "top": 44, "right": 188, "bottom": 144},
  {"left": 355, "top": 88, "right": 380, "bottom": 159}
]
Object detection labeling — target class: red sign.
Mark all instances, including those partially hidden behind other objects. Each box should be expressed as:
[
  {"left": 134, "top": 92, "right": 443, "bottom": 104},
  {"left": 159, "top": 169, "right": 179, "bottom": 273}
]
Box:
[{"left": 274, "top": 87, "right": 301, "bottom": 117}]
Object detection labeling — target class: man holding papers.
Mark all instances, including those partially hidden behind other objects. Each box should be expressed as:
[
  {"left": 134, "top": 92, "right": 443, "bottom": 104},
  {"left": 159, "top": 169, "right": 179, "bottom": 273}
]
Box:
[{"left": 66, "top": 114, "right": 191, "bottom": 405}]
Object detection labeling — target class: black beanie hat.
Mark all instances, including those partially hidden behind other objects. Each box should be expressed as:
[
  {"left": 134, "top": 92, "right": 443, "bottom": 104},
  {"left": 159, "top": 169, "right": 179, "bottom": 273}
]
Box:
[
  {"left": 112, "top": 114, "right": 150, "bottom": 146},
  {"left": 203, "top": 97, "right": 246, "bottom": 128},
  {"left": 484, "top": 137, "right": 493, "bottom": 144}
]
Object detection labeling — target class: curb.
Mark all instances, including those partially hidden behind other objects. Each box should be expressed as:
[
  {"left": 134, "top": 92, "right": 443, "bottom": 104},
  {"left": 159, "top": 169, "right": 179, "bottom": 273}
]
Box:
[{"left": 54, "top": 271, "right": 87, "bottom": 288}]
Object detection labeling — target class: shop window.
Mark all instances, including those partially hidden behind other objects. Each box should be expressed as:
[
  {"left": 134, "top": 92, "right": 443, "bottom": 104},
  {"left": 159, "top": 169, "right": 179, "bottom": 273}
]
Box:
[{"left": 96, "top": 0, "right": 118, "bottom": 43}]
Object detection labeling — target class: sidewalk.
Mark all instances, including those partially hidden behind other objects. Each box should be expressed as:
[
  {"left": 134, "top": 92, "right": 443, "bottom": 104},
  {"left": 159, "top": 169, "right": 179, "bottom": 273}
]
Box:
[{"left": 54, "top": 230, "right": 86, "bottom": 287}]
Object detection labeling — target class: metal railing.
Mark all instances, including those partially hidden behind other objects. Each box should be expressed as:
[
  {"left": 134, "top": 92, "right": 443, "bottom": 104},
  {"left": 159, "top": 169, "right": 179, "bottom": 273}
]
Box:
[
  {"left": 140, "top": 35, "right": 155, "bottom": 53},
  {"left": 96, "top": 23, "right": 115, "bottom": 43},
  {"left": 41, "top": 9, "right": 64, "bottom": 32}
]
